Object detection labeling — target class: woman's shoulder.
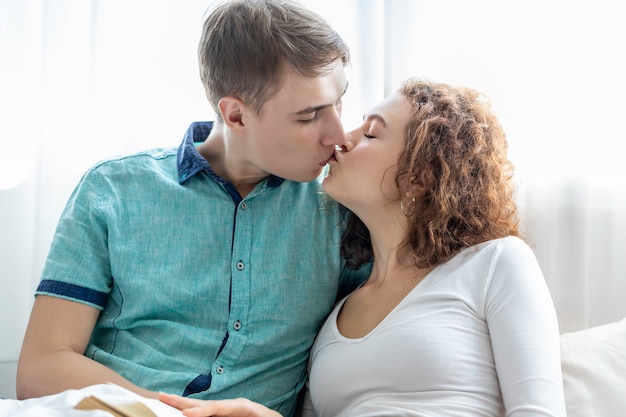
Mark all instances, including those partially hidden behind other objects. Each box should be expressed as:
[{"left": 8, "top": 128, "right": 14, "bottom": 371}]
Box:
[
  {"left": 445, "top": 236, "right": 537, "bottom": 278},
  {"left": 473, "top": 235, "right": 533, "bottom": 257}
]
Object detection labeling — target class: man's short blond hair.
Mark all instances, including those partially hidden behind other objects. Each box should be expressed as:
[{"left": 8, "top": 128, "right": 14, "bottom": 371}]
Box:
[{"left": 198, "top": 0, "right": 350, "bottom": 119}]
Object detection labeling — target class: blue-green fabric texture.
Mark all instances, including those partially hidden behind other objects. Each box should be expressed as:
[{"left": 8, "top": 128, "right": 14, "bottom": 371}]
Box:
[{"left": 36, "top": 122, "right": 367, "bottom": 417}]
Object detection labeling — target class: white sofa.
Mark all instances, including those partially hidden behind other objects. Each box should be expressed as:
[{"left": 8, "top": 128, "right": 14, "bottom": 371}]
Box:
[{"left": 560, "top": 317, "right": 626, "bottom": 417}]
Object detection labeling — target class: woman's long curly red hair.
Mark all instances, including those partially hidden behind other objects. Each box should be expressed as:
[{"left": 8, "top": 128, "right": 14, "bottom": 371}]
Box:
[{"left": 342, "top": 78, "right": 520, "bottom": 270}]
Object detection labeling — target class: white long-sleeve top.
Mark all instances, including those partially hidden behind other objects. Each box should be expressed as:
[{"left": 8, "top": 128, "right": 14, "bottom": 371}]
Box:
[{"left": 302, "top": 236, "right": 566, "bottom": 417}]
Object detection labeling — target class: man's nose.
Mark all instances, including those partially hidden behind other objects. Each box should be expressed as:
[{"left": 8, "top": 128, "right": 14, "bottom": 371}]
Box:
[{"left": 320, "top": 108, "right": 347, "bottom": 148}]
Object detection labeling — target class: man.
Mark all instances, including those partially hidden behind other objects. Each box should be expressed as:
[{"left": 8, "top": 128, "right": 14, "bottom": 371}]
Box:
[{"left": 16, "top": 1, "right": 367, "bottom": 416}]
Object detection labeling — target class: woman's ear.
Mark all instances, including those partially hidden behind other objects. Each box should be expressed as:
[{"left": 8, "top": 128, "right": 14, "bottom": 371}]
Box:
[
  {"left": 218, "top": 96, "right": 246, "bottom": 131},
  {"left": 401, "top": 175, "right": 426, "bottom": 199}
]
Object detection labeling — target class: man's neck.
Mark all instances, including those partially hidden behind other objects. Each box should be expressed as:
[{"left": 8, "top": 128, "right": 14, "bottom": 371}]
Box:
[{"left": 195, "top": 123, "right": 269, "bottom": 198}]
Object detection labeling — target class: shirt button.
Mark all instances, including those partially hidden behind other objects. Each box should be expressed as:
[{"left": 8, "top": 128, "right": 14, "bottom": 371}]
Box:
[
  {"left": 241, "top": 201, "right": 248, "bottom": 210},
  {"left": 233, "top": 320, "right": 242, "bottom": 331},
  {"left": 216, "top": 366, "right": 224, "bottom": 374},
  {"left": 236, "top": 261, "right": 244, "bottom": 270}
]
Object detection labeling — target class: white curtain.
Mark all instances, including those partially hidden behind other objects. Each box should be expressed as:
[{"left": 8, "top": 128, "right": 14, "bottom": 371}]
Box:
[{"left": 1, "top": 0, "right": 625, "bottom": 395}]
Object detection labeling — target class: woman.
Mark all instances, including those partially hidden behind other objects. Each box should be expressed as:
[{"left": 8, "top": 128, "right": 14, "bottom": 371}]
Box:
[{"left": 160, "top": 78, "right": 566, "bottom": 416}]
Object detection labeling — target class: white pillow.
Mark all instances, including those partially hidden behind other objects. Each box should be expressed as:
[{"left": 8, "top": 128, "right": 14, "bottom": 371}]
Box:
[{"left": 560, "top": 317, "right": 626, "bottom": 417}]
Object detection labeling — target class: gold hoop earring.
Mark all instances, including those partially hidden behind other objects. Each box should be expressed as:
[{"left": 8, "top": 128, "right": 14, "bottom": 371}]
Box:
[{"left": 401, "top": 196, "right": 416, "bottom": 217}]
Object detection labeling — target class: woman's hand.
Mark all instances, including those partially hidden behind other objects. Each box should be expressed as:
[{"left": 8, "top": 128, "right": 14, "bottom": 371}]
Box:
[{"left": 159, "top": 392, "right": 283, "bottom": 417}]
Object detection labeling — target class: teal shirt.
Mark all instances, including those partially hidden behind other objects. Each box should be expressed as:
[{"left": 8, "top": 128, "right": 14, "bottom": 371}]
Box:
[{"left": 36, "top": 122, "right": 367, "bottom": 417}]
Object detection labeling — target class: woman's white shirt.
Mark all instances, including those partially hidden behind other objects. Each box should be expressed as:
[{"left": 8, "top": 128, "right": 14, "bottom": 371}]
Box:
[{"left": 302, "top": 236, "right": 565, "bottom": 417}]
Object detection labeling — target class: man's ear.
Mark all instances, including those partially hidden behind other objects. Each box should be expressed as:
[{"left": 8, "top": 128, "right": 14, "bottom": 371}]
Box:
[{"left": 218, "top": 96, "right": 246, "bottom": 131}]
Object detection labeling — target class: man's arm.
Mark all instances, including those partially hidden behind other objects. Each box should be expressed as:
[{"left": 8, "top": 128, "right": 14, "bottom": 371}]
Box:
[{"left": 16, "top": 295, "right": 157, "bottom": 400}]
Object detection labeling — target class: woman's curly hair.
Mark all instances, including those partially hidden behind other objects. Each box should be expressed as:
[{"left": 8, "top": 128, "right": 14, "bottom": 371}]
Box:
[{"left": 342, "top": 78, "right": 520, "bottom": 270}]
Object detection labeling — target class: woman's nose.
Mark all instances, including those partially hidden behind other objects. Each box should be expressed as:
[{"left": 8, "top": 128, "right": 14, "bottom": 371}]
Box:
[{"left": 338, "top": 129, "right": 360, "bottom": 152}]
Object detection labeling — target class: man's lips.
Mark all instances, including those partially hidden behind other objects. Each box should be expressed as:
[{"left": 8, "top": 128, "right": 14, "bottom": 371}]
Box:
[
  {"left": 322, "top": 150, "right": 338, "bottom": 165},
  {"left": 330, "top": 145, "right": 344, "bottom": 162}
]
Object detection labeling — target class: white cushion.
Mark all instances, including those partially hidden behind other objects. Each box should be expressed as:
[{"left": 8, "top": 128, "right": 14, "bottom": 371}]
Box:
[{"left": 560, "top": 317, "right": 626, "bottom": 417}]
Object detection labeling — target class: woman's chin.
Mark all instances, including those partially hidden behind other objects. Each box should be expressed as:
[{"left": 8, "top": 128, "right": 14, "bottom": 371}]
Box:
[
  {"left": 321, "top": 174, "right": 331, "bottom": 190},
  {"left": 321, "top": 176, "right": 339, "bottom": 199},
  {"left": 323, "top": 184, "right": 350, "bottom": 209}
]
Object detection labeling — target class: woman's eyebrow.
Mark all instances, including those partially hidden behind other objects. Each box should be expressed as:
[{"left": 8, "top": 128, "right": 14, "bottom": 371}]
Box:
[{"left": 362, "top": 113, "right": 387, "bottom": 127}]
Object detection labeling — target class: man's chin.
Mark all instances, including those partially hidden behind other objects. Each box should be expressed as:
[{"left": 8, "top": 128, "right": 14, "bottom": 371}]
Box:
[{"left": 286, "top": 168, "right": 325, "bottom": 183}]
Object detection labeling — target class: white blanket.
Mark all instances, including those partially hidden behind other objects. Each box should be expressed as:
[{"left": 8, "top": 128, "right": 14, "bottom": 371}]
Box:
[{"left": 0, "top": 383, "right": 181, "bottom": 417}]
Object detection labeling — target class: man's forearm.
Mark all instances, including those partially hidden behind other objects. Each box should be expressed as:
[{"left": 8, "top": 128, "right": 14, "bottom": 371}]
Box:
[{"left": 16, "top": 350, "right": 157, "bottom": 400}]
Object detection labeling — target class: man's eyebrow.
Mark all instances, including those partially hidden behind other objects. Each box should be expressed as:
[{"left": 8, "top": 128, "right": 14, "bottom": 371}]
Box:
[
  {"left": 293, "top": 81, "right": 349, "bottom": 115},
  {"left": 363, "top": 113, "right": 387, "bottom": 127}
]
